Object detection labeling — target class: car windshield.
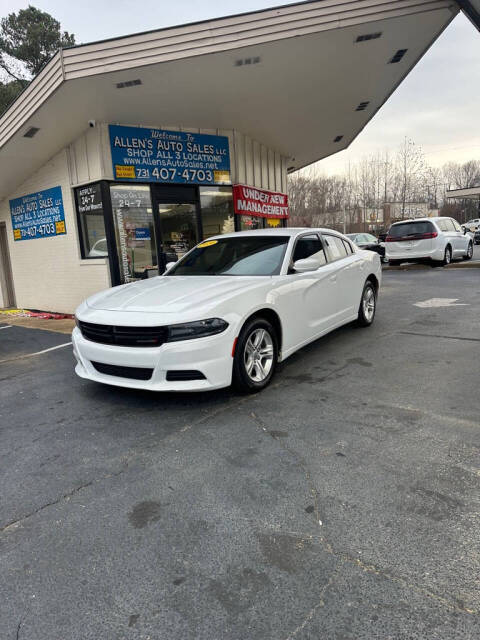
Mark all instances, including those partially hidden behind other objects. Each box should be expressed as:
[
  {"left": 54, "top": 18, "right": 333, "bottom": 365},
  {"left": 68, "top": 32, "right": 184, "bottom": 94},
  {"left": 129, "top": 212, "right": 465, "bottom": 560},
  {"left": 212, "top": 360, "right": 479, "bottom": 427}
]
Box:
[
  {"left": 388, "top": 221, "right": 434, "bottom": 238},
  {"left": 167, "top": 235, "right": 289, "bottom": 276}
]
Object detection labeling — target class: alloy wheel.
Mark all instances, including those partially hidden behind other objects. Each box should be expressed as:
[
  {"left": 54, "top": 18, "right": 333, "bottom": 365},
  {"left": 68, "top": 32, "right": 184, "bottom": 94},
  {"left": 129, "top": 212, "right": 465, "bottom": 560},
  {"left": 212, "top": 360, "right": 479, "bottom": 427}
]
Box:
[
  {"left": 244, "top": 328, "right": 274, "bottom": 382},
  {"left": 362, "top": 286, "right": 376, "bottom": 323}
]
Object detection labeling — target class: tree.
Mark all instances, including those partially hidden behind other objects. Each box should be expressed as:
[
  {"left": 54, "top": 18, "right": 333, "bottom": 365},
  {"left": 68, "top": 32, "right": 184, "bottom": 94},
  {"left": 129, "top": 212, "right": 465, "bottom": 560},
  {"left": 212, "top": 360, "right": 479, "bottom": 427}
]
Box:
[{"left": 0, "top": 5, "right": 75, "bottom": 113}]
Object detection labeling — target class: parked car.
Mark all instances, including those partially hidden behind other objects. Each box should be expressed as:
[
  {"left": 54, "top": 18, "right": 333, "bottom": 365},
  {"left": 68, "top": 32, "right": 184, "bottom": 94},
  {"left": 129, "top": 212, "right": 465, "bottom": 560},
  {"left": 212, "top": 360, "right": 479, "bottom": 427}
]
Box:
[
  {"left": 88, "top": 238, "right": 108, "bottom": 257},
  {"left": 385, "top": 217, "right": 473, "bottom": 266},
  {"left": 463, "top": 218, "right": 480, "bottom": 233},
  {"left": 73, "top": 228, "right": 381, "bottom": 393},
  {"left": 346, "top": 233, "right": 387, "bottom": 262}
]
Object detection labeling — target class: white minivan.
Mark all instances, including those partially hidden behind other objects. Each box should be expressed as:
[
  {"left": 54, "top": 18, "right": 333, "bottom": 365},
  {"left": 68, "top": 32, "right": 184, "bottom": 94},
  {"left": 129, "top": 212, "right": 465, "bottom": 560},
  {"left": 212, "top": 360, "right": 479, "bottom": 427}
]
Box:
[{"left": 385, "top": 217, "right": 473, "bottom": 266}]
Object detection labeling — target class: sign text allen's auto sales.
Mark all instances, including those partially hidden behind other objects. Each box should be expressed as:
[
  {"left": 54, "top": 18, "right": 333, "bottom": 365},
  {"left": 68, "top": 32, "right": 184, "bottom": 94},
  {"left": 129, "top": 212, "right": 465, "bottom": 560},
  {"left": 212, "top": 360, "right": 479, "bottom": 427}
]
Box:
[
  {"left": 10, "top": 186, "right": 66, "bottom": 241},
  {"left": 233, "top": 184, "right": 289, "bottom": 218},
  {"left": 109, "top": 125, "right": 231, "bottom": 186}
]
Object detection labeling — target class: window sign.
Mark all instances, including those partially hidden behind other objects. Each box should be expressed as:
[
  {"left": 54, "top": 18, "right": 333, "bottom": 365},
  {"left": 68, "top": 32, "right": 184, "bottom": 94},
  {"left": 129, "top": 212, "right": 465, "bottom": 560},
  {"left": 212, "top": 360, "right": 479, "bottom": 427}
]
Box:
[
  {"left": 75, "top": 183, "right": 108, "bottom": 258},
  {"left": 233, "top": 184, "right": 289, "bottom": 219},
  {"left": 10, "top": 186, "right": 66, "bottom": 241},
  {"left": 109, "top": 125, "right": 231, "bottom": 186}
]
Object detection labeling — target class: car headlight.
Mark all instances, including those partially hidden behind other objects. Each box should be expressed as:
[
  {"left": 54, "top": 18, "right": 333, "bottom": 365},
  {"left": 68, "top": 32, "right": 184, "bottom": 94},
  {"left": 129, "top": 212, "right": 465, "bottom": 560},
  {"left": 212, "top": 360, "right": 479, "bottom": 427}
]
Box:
[{"left": 166, "top": 318, "right": 228, "bottom": 342}]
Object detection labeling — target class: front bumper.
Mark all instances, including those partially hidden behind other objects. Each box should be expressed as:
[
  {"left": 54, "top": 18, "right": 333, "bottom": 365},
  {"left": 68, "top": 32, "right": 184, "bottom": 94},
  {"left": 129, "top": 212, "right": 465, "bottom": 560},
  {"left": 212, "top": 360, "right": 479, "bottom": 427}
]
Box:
[{"left": 72, "top": 326, "right": 234, "bottom": 391}]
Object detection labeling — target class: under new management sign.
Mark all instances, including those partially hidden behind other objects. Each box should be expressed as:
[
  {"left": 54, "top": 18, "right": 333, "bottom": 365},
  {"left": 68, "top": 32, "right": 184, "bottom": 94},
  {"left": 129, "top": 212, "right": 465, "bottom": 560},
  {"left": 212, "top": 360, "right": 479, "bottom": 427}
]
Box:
[{"left": 233, "top": 184, "right": 289, "bottom": 219}]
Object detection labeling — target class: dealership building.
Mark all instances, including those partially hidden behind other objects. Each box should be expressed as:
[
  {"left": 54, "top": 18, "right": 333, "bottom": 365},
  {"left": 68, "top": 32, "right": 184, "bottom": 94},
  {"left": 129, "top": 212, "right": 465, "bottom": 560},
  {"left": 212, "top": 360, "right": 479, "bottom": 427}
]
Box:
[{"left": 0, "top": 0, "right": 478, "bottom": 313}]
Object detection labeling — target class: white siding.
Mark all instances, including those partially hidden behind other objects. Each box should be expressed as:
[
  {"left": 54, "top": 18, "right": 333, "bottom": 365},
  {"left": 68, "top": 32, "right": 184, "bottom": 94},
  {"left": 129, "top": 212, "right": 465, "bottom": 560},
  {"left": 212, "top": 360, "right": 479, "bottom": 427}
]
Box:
[{"left": 0, "top": 149, "right": 110, "bottom": 314}]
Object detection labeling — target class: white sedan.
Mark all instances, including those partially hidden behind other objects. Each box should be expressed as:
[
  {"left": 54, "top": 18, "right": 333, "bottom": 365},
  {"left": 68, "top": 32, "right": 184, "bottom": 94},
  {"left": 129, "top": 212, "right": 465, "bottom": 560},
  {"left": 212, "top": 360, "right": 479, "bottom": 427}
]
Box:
[{"left": 73, "top": 228, "right": 381, "bottom": 393}]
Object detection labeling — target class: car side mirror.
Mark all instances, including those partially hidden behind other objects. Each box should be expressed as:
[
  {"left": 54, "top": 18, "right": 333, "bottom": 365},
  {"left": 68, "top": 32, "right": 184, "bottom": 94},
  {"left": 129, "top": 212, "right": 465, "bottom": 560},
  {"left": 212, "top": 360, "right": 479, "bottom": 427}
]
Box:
[{"left": 293, "top": 257, "right": 322, "bottom": 273}]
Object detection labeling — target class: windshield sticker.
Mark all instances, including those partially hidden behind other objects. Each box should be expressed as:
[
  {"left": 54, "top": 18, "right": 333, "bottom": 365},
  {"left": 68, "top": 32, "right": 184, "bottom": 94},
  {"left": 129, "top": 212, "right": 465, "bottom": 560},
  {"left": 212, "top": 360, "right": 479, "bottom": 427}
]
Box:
[{"left": 197, "top": 240, "right": 218, "bottom": 248}]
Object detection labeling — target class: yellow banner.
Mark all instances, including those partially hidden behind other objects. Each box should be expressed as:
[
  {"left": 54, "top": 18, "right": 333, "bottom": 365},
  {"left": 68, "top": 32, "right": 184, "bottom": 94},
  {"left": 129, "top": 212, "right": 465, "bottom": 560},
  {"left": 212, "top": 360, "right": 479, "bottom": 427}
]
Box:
[{"left": 115, "top": 165, "right": 136, "bottom": 179}]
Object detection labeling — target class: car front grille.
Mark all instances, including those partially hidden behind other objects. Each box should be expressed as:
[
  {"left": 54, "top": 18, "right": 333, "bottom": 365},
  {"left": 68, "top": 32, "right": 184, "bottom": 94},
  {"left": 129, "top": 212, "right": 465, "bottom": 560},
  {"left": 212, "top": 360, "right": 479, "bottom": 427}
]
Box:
[
  {"left": 79, "top": 321, "right": 168, "bottom": 347},
  {"left": 91, "top": 361, "right": 154, "bottom": 380}
]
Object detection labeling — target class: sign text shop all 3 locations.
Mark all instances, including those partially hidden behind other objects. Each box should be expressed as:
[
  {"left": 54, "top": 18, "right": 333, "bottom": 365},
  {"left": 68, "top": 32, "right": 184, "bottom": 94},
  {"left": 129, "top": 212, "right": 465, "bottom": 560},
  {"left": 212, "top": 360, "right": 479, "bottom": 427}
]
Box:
[
  {"left": 110, "top": 125, "right": 231, "bottom": 185},
  {"left": 10, "top": 186, "right": 66, "bottom": 241}
]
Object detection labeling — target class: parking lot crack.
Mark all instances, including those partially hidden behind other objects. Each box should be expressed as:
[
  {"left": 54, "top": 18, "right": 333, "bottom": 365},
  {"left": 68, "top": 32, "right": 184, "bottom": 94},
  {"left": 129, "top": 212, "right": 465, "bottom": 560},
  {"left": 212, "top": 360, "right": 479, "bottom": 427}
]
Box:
[
  {"left": 0, "top": 464, "right": 129, "bottom": 535},
  {"left": 283, "top": 561, "right": 344, "bottom": 640}
]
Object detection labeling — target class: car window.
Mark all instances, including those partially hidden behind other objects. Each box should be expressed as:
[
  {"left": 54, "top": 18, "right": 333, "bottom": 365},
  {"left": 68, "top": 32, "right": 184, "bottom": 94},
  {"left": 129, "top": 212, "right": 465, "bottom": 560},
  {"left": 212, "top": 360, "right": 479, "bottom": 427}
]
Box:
[
  {"left": 444, "top": 219, "right": 455, "bottom": 232},
  {"left": 389, "top": 221, "right": 435, "bottom": 238},
  {"left": 292, "top": 234, "right": 327, "bottom": 265},
  {"left": 436, "top": 219, "right": 448, "bottom": 232},
  {"left": 323, "top": 235, "right": 348, "bottom": 261},
  {"left": 451, "top": 219, "right": 462, "bottom": 232},
  {"left": 169, "top": 235, "right": 289, "bottom": 276},
  {"left": 364, "top": 234, "right": 377, "bottom": 243},
  {"left": 342, "top": 239, "right": 354, "bottom": 254}
]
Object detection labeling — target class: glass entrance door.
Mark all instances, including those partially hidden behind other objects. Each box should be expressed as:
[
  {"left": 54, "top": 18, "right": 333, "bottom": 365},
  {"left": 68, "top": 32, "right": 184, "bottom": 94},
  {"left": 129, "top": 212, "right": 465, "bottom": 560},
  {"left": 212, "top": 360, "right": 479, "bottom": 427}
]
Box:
[
  {"left": 110, "top": 185, "right": 157, "bottom": 283},
  {"left": 157, "top": 202, "right": 198, "bottom": 262}
]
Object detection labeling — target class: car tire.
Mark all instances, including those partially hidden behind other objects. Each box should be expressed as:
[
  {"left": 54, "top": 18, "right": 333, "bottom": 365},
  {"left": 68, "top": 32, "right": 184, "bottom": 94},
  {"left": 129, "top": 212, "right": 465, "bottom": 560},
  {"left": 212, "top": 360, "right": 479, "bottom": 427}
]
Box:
[
  {"left": 441, "top": 246, "right": 452, "bottom": 266},
  {"left": 232, "top": 317, "right": 278, "bottom": 393},
  {"left": 463, "top": 243, "right": 473, "bottom": 261},
  {"left": 357, "top": 280, "right": 377, "bottom": 327}
]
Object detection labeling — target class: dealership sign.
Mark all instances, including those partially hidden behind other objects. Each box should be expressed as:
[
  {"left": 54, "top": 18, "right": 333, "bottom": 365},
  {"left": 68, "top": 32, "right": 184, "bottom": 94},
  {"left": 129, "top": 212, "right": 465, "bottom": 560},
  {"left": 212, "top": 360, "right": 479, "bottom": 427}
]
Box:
[
  {"left": 109, "top": 125, "right": 231, "bottom": 186},
  {"left": 233, "top": 184, "right": 289, "bottom": 218},
  {"left": 10, "top": 186, "right": 66, "bottom": 241}
]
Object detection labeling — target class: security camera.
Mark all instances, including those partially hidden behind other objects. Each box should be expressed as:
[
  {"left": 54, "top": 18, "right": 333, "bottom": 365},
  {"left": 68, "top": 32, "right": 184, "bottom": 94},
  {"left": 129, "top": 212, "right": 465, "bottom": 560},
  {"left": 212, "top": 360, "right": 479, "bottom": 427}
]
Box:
[{"left": 88, "top": 120, "right": 96, "bottom": 128}]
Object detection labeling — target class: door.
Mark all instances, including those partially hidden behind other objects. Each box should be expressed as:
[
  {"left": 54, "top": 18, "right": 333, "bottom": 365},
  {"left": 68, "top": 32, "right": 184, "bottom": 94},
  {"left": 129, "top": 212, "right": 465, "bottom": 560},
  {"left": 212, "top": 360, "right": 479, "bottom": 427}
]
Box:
[
  {"left": 0, "top": 222, "right": 15, "bottom": 308},
  {"left": 322, "top": 234, "right": 362, "bottom": 320},
  {"left": 110, "top": 185, "right": 158, "bottom": 283},
  {"left": 156, "top": 202, "right": 199, "bottom": 263},
  {"left": 281, "top": 233, "right": 339, "bottom": 348}
]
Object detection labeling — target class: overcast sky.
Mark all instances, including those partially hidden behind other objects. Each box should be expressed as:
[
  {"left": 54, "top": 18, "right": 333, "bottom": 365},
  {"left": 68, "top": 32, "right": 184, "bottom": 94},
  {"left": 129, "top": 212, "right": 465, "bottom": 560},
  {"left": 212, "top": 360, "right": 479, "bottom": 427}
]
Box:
[{"left": 2, "top": 0, "right": 480, "bottom": 175}]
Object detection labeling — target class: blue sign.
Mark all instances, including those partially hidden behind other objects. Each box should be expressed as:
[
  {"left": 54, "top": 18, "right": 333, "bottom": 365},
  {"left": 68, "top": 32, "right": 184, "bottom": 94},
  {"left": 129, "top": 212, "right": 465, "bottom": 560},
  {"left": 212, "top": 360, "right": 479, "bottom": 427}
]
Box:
[
  {"left": 10, "top": 186, "right": 66, "bottom": 241},
  {"left": 135, "top": 227, "right": 151, "bottom": 240},
  {"left": 109, "top": 125, "right": 231, "bottom": 186}
]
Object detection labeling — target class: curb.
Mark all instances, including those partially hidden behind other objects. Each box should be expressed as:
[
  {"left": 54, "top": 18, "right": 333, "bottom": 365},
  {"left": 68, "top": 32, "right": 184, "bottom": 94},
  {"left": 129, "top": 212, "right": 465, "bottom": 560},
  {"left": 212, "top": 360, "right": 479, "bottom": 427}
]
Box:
[{"left": 383, "top": 261, "right": 480, "bottom": 271}]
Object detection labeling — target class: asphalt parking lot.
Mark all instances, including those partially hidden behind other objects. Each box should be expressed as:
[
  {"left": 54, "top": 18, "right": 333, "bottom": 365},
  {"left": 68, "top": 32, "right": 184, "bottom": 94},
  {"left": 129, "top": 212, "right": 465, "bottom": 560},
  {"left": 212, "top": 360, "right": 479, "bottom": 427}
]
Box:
[{"left": 1, "top": 268, "right": 479, "bottom": 640}]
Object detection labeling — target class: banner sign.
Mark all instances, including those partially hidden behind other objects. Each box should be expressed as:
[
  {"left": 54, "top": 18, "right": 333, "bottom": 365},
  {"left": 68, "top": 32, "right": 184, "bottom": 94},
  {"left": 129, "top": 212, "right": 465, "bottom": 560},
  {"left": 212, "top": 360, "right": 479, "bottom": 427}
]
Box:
[
  {"left": 109, "top": 125, "right": 231, "bottom": 186},
  {"left": 76, "top": 183, "right": 103, "bottom": 214},
  {"left": 233, "top": 184, "right": 289, "bottom": 219},
  {"left": 10, "top": 186, "right": 66, "bottom": 241}
]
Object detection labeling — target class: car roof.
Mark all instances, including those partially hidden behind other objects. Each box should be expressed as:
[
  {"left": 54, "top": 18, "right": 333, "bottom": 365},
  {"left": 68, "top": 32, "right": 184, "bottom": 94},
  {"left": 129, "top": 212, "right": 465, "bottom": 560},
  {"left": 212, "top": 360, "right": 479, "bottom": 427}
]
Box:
[
  {"left": 209, "top": 227, "right": 347, "bottom": 240},
  {"left": 390, "top": 217, "right": 443, "bottom": 225}
]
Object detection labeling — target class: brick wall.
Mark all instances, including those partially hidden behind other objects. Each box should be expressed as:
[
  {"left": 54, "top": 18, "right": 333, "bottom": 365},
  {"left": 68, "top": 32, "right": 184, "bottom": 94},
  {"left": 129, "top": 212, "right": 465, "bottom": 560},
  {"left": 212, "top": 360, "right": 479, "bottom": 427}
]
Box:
[{"left": 0, "top": 149, "right": 110, "bottom": 314}]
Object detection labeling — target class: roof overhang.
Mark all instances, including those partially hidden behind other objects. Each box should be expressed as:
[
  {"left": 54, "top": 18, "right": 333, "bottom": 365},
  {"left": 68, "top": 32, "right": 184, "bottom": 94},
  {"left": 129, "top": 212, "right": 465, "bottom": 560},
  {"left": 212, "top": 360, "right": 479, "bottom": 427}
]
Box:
[
  {"left": 455, "top": 0, "right": 480, "bottom": 30},
  {"left": 0, "top": 0, "right": 467, "bottom": 201},
  {"left": 446, "top": 186, "right": 480, "bottom": 199}
]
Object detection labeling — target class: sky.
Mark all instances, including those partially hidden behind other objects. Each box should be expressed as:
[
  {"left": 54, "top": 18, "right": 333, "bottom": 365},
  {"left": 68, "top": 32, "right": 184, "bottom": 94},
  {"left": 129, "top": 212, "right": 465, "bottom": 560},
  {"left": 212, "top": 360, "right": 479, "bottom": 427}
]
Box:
[{"left": 1, "top": 0, "right": 479, "bottom": 176}]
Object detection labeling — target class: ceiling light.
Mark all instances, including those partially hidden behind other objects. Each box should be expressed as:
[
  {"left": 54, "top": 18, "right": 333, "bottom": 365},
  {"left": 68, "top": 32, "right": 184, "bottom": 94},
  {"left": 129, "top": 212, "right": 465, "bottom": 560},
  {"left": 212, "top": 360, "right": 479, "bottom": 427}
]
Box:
[
  {"left": 234, "top": 56, "right": 261, "bottom": 67},
  {"left": 355, "top": 101, "right": 370, "bottom": 111},
  {"left": 356, "top": 32, "right": 382, "bottom": 42},
  {"left": 389, "top": 49, "right": 408, "bottom": 64},
  {"left": 116, "top": 79, "right": 142, "bottom": 89},
  {"left": 333, "top": 135, "right": 344, "bottom": 143},
  {"left": 23, "top": 126, "right": 40, "bottom": 138}
]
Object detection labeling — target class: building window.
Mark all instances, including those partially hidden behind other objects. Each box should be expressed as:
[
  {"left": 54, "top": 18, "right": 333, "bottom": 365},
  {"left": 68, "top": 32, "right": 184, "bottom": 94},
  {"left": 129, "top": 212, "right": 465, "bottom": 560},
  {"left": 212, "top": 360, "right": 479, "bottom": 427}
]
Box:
[
  {"left": 110, "top": 185, "right": 157, "bottom": 282},
  {"left": 200, "top": 186, "right": 234, "bottom": 238},
  {"left": 239, "top": 215, "right": 264, "bottom": 231},
  {"left": 75, "top": 183, "right": 108, "bottom": 258}
]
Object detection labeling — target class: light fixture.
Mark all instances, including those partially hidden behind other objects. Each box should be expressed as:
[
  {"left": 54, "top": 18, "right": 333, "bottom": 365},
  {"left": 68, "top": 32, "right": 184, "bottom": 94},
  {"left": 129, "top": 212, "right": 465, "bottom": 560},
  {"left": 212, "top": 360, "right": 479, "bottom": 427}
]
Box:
[
  {"left": 389, "top": 49, "right": 408, "bottom": 64},
  {"left": 23, "top": 126, "right": 40, "bottom": 138},
  {"left": 355, "top": 101, "right": 370, "bottom": 111},
  {"left": 333, "top": 135, "right": 344, "bottom": 143},
  {"left": 234, "top": 56, "right": 261, "bottom": 67},
  {"left": 116, "top": 79, "right": 142, "bottom": 89},
  {"left": 356, "top": 32, "right": 382, "bottom": 42}
]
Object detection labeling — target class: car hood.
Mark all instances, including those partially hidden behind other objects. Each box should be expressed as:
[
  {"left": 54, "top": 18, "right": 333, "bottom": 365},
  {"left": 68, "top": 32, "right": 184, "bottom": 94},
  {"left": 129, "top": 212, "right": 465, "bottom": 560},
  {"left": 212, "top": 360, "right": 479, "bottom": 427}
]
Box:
[{"left": 86, "top": 275, "right": 268, "bottom": 314}]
